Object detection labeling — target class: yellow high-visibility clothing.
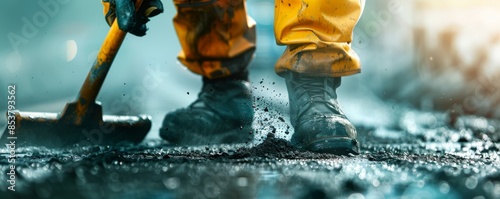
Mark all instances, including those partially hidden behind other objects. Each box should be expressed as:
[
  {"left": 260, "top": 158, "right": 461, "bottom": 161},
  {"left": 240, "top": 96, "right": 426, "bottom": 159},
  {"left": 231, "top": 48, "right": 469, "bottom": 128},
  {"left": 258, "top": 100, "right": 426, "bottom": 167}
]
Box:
[{"left": 172, "top": 0, "right": 364, "bottom": 78}]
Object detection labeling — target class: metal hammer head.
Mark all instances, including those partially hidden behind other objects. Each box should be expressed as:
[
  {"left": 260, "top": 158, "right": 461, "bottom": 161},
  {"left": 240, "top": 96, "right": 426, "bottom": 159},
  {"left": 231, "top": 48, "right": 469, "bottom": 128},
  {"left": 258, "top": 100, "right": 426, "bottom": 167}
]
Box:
[{"left": 1, "top": 102, "right": 152, "bottom": 148}]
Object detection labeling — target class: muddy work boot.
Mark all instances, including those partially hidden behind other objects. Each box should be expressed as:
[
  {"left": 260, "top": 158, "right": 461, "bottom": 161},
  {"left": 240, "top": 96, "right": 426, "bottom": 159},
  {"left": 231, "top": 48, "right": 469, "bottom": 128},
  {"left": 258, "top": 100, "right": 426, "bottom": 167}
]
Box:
[
  {"left": 160, "top": 72, "right": 254, "bottom": 146},
  {"left": 285, "top": 72, "right": 359, "bottom": 155}
]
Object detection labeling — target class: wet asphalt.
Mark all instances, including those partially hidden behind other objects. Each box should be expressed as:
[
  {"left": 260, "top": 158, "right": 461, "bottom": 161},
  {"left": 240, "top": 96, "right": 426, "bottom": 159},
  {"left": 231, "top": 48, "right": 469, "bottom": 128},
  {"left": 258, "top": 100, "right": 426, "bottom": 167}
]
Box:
[
  {"left": 0, "top": 107, "right": 499, "bottom": 199},
  {"left": 1, "top": 1, "right": 499, "bottom": 198}
]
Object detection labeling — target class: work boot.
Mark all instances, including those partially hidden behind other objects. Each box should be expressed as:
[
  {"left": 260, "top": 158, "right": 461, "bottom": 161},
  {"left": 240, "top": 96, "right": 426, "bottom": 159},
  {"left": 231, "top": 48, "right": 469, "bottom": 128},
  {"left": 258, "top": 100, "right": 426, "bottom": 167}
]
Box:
[
  {"left": 160, "top": 72, "right": 254, "bottom": 146},
  {"left": 285, "top": 72, "right": 359, "bottom": 155}
]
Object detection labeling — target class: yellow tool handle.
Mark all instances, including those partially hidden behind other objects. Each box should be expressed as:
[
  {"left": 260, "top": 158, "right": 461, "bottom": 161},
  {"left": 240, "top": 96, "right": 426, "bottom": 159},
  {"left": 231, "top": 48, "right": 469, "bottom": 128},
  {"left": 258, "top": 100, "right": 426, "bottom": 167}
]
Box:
[{"left": 75, "top": 0, "right": 143, "bottom": 115}]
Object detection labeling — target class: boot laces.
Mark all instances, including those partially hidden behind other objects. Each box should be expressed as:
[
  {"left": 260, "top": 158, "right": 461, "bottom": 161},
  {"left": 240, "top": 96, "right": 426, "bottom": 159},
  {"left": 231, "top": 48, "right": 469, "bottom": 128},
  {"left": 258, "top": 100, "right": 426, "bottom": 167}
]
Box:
[
  {"left": 190, "top": 85, "right": 216, "bottom": 109},
  {"left": 295, "top": 76, "right": 334, "bottom": 102},
  {"left": 294, "top": 76, "right": 339, "bottom": 118}
]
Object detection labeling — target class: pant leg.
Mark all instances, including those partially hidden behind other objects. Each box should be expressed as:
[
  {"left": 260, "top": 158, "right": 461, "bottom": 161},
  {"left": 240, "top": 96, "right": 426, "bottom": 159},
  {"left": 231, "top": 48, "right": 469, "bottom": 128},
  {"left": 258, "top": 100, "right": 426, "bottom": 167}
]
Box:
[
  {"left": 274, "top": 0, "right": 365, "bottom": 77},
  {"left": 172, "top": 0, "right": 256, "bottom": 79}
]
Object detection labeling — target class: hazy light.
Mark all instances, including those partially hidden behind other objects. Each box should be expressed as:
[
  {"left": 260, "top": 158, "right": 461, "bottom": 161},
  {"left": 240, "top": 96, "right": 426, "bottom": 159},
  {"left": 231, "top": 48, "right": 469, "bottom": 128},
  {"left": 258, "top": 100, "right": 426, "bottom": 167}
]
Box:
[
  {"left": 6, "top": 51, "right": 22, "bottom": 73},
  {"left": 66, "top": 40, "right": 78, "bottom": 62}
]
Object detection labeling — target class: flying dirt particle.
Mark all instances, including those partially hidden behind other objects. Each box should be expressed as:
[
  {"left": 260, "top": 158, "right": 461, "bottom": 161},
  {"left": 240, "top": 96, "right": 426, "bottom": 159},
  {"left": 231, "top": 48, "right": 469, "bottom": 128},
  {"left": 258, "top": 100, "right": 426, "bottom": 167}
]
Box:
[
  {"left": 187, "top": 92, "right": 190, "bottom": 95},
  {"left": 270, "top": 126, "right": 276, "bottom": 134}
]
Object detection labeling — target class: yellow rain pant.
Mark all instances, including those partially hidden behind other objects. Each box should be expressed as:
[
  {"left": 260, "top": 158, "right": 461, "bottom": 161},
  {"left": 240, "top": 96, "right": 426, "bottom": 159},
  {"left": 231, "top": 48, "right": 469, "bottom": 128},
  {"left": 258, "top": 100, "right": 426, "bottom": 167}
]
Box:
[
  {"left": 275, "top": 0, "right": 365, "bottom": 77},
  {"left": 172, "top": 0, "right": 256, "bottom": 79},
  {"left": 172, "top": 0, "right": 364, "bottom": 78}
]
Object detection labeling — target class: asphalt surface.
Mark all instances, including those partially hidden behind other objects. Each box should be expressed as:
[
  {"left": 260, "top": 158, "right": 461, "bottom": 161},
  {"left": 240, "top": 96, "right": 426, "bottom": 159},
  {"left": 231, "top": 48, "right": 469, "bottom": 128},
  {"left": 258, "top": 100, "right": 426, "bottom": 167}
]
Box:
[
  {"left": 1, "top": 1, "right": 499, "bottom": 198},
  {"left": 1, "top": 107, "right": 499, "bottom": 199}
]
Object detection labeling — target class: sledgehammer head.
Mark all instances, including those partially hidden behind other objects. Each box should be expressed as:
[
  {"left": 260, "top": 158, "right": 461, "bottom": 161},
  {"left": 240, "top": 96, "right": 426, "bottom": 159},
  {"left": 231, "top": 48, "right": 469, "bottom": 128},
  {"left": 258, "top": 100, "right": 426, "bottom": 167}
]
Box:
[{"left": 1, "top": 102, "right": 152, "bottom": 148}]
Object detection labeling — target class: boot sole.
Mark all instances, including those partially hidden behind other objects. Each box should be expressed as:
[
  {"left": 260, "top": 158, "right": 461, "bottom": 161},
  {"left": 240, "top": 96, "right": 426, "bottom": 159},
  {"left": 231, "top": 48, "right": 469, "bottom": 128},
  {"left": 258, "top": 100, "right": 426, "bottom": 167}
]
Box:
[{"left": 304, "top": 137, "right": 360, "bottom": 155}]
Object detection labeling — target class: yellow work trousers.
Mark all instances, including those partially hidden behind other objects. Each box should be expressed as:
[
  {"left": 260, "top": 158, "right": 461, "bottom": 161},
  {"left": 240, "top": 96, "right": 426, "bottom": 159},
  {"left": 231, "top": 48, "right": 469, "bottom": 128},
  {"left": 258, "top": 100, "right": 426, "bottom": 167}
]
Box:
[{"left": 172, "top": 0, "right": 364, "bottom": 78}]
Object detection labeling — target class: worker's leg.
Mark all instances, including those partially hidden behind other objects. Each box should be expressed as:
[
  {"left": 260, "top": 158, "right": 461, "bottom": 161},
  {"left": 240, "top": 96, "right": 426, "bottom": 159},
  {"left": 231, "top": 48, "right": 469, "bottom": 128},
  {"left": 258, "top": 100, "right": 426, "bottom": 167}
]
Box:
[
  {"left": 160, "top": 0, "right": 256, "bottom": 145},
  {"left": 275, "top": 0, "right": 365, "bottom": 154},
  {"left": 172, "top": 0, "right": 256, "bottom": 79},
  {"left": 275, "top": 0, "right": 364, "bottom": 77}
]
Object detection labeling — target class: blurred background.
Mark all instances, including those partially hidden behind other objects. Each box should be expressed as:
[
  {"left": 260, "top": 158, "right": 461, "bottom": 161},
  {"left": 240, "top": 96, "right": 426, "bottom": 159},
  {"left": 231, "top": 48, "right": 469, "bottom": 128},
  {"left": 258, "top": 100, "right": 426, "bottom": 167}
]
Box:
[{"left": 1, "top": 0, "right": 499, "bottom": 139}]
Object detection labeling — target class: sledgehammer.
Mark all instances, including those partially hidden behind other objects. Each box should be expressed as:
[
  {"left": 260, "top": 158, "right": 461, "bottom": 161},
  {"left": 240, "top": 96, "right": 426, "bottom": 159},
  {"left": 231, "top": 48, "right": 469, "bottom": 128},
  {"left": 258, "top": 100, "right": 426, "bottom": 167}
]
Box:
[{"left": 0, "top": 0, "right": 153, "bottom": 147}]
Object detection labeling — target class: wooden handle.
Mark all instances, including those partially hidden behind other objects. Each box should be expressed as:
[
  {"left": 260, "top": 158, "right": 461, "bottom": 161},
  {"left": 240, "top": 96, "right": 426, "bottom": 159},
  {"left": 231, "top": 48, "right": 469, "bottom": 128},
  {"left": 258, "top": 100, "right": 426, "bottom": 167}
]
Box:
[
  {"left": 74, "top": 0, "right": 143, "bottom": 117},
  {"left": 77, "top": 20, "right": 126, "bottom": 103}
]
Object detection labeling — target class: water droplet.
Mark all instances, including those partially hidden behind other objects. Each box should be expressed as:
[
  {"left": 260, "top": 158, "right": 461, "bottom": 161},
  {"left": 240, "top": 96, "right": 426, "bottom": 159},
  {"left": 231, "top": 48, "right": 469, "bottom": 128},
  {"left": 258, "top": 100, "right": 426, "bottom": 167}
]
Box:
[
  {"left": 465, "top": 176, "right": 478, "bottom": 189},
  {"left": 439, "top": 182, "right": 450, "bottom": 194},
  {"left": 348, "top": 193, "right": 365, "bottom": 199},
  {"left": 237, "top": 177, "right": 248, "bottom": 187},
  {"left": 163, "top": 177, "right": 180, "bottom": 189},
  {"left": 417, "top": 180, "right": 425, "bottom": 188}
]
